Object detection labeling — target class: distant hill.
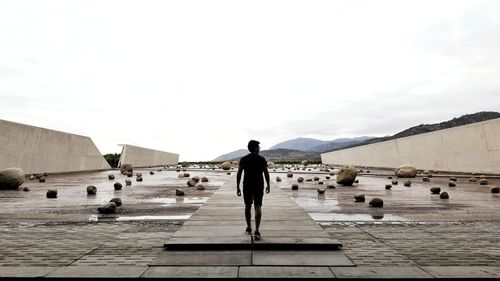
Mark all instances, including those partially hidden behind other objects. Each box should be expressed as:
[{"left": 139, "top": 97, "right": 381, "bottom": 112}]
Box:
[
  {"left": 270, "top": 138, "right": 329, "bottom": 151},
  {"left": 212, "top": 149, "right": 248, "bottom": 161},
  {"left": 310, "top": 136, "right": 374, "bottom": 153},
  {"left": 260, "top": 149, "right": 321, "bottom": 161},
  {"left": 323, "top": 111, "right": 500, "bottom": 153}
]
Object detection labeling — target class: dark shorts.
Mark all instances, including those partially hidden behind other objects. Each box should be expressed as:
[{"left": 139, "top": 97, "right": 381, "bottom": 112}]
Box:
[{"left": 243, "top": 186, "right": 264, "bottom": 206}]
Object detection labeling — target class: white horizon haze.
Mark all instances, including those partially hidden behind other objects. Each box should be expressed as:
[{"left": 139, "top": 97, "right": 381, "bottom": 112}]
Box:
[{"left": 1, "top": 0, "right": 500, "bottom": 161}]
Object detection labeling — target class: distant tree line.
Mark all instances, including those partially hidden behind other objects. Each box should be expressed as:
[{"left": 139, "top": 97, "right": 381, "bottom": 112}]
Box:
[{"left": 103, "top": 153, "right": 121, "bottom": 168}]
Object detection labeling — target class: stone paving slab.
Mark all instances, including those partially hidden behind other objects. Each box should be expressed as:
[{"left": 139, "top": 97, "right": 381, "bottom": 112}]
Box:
[
  {"left": 46, "top": 265, "right": 148, "bottom": 278},
  {"left": 151, "top": 250, "right": 252, "bottom": 266},
  {"left": 142, "top": 266, "right": 239, "bottom": 278},
  {"left": 253, "top": 251, "right": 354, "bottom": 266},
  {"left": 330, "top": 266, "right": 434, "bottom": 278},
  {"left": 422, "top": 266, "right": 500, "bottom": 278},
  {"left": 0, "top": 266, "right": 58, "bottom": 277},
  {"left": 238, "top": 266, "right": 335, "bottom": 278}
]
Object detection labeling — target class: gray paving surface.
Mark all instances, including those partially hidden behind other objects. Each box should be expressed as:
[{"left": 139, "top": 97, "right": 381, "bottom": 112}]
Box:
[{"left": 1, "top": 168, "right": 500, "bottom": 278}]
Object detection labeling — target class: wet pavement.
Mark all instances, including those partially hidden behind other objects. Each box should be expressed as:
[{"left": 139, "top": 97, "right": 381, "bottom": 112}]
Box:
[{"left": 0, "top": 165, "right": 500, "bottom": 278}]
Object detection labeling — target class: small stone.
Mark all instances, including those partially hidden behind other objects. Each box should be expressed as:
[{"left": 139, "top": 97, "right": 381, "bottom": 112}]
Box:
[
  {"left": 183, "top": 173, "right": 190, "bottom": 177},
  {"left": 125, "top": 179, "right": 132, "bottom": 186},
  {"left": 29, "top": 175, "right": 35, "bottom": 180},
  {"left": 46, "top": 189, "right": 57, "bottom": 198},
  {"left": 354, "top": 194, "right": 365, "bottom": 202},
  {"left": 469, "top": 177, "right": 477, "bottom": 183},
  {"left": 385, "top": 184, "right": 392, "bottom": 190},
  {"left": 479, "top": 179, "right": 488, "bottom": 185},
  {"left": 276, "top": 176, "right": 282, "bottom": 182},
  {"left": 404, "top": 180, "right": 411, "bottom": 187},
  {"left": 327, "top": 184, "right": 335, "bottom": 189},
  {"left": 109, "top": 197, "right": 122, "bottom": 207},
  {"left": 448, "top": 181, "right": 456, "bottom": 187},
  {"left": 317, "top": 187, "right": 325, "bottom": 194},
  {"left": 430, "top": 187, "right": 441, "bottom": 194},
  {"left": 114, "top": 182, "right": 123, "bottom": 190},
  {"left": 369, "top": 198, "right": 383, "bottom": 207},
  {"left": 98, "top": 202, "right": 117, "bottom": 214},
  {"left": 126, "top": 171, "right": 133, "bottom": 177},
  {"left": 354, "top": 179, "right": 359, "bottom": 184},
  {"left": 287, "top": 172, "right": 293, "bottom": 178},
  {"left": 306, "top": 178, "right": 312, "bottom": 182},
  {"left": 325, "top": 176, "right": 330, "bottom": 180},
  {"left": 297, "top": 177, "right": 304, "bottom": 183},
  {"left": 136, "top": 176, "right": 143, "bottom": 182},
  {"left": 178, "top": 174, "right": 184, "bottom": 178},
  {"left": 43, "top": 172, "right": 48, "bottom": 177},
  {"left": 318, "top": 181, "right": 323, "bottom": 185},
  {"left": 201, "top": 177, "right": 209, "bottom": 182},
  {"left": 314, "top": 176, "right": 320, "bottom": 181},
  {"left": 187, "top": 179, "right": 196, "bottom": 187},
  {"left": 226, "top": 172, "right": 231, "bottom": 175},
  {"left": 86, "top": 185, "right": 97, "bottom": 195},
  {"left": 39, "top": 177, "right": 46, "bottom": 183},
  {"left": 196, "top": 184, "right": 205, "bottom": 190},
  {"left": 440, "top": 192, "right": 449, "bottom": 199},
  {"left": 392, "top": 180, "right": 398, "bottom": 185},
  {"left": 176, "top": 189, "right": 185, "bottom": 196},
  {"left": 449, "top": 177, "right": 457, "bottom": 181},
  {"left": 422, "top": 177, "right": 430, "bottom": 182},
  {"left": 387, "top": 176, "right": 393, "bottom": 179},
  {"left": 491, "top": 186, "right": 500, "bottom": 193},
  {"left": 192, "top": 176, "right": 200, "bottom": 183},
  {"left": 23, "top": 187, "right": 30, "bottom": 192},
  {"left": 291, "top": 184, "right": 299, "bottom": 190},
  {"left": 150, "top": 171, "right": 154, "bottom": 175},
  {"left": 108, "top": 174, "right": 115, "bottom": 180},
  {"left": 479, "top": 175, "right": 486, "bottom": 179}
]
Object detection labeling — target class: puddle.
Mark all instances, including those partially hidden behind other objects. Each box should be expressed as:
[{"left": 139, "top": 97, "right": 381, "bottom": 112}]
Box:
[
  {"left": 183, "top": 197, "right": 208, "bottom": 204},
  {"left": 308, "top": 213, "right": 410, "bottom": 222},
  {"left": 291, "top": 196, "right": 340, "bottom": 212},
  {"left": 115, "top": 215, "right": 192, "bottom": 221},
  {"left": 145, "top": 197, "right": 208, "bottom": 204}
]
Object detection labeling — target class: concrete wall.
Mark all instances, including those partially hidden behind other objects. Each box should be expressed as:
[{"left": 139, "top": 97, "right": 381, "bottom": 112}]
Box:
[
  {"left": 321, "top": 118, "right": 500, "bottom": 174},
  {"left": 118, "top": 144, "right": 179, "bottom": 168},
  {"left": 0, "top": 119, "right": 111, "bottom": 174}
]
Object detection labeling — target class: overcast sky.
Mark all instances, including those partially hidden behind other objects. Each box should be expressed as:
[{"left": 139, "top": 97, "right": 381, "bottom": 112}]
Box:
[{"left": 1, "top": 0, "right": 500, "bottom": 161}]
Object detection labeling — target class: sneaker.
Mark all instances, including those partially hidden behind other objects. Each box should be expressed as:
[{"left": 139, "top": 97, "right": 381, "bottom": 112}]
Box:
[
  {"left": 254, "top": 231, "right": 261, "bottom": 240},
  {"left": 245, "top": 226, "right": 252, "bottom": 234}
]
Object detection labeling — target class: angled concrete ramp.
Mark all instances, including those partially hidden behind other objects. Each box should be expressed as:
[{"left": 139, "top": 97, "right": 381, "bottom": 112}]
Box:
[{"left": 156, "top": 176, "right": 352, "bottom": 267}]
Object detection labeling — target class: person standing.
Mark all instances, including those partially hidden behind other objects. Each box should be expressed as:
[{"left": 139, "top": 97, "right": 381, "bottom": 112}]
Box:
[{"left": 236, "top": 140, "right": 270, "bottom": 240}]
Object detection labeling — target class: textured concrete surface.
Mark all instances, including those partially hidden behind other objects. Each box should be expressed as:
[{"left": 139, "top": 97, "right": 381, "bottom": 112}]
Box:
[
  {"left": 118, "top": 144, "right": 179, "bottom": 168},
  {"left": 321, "top": 117, "right": 500, "bottom": 174},
  {"left": 0, "top": 119, "right": 111, "bottom": 174}
]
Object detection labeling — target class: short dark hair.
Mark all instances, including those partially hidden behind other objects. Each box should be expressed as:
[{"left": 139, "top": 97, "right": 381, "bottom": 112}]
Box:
[{"left": 247, "top": 140, "right": 260, "bottom": 153}]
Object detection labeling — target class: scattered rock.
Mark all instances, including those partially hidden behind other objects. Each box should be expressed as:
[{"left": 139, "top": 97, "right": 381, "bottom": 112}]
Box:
[
  {"left": 317, "top": 187, "right": 325, "bottom": 194},
  {"left": 291, "top": 184, "right": 299, "bottom": 190},
  {"left": 221, "top": 161, "right": 232, "bottom": 170},
  {"left": 318, "top": 181, "right": 323, "bottom": 185},
  {"left": 440, "top": 192, "right": 449, "bottom": 199},
  {"left": 327, "top": 184, "right": 336, "bottom": 189},
  {"left": 126, "top": 172, "right": 133, "bottom": 177},
  {"left": 336, "top": 165, "right": 358, "bottom": 186},
  {"left": 314, "top": 176, "right": 320, "bottom": 181},
  {"left": 38, "top": 177, "right": 46, "bottom": 183},
  {"left": 491, "top": 186, "right": 500, "bottom": 193},
  {"left": 178, "top": 174, "right": 184, "bottom": 178},
  {"left": 46, "top": 189, "right": 58, "bottom": 198},
  {"left": 226, "top": 172, "right": 231, "bottom": 175},
  {"left": 29, "top": 175, "right": 35, "bottom": 180},
  {"left": 114, "top": 182, "right": 123, "bottom": 190},
  {"left": 287, "top": 172, "right": 293, "bottom": 178},
  {"left": 385, "top": 184, "right": 392, "bottom": 190},
  {"left": 136, "top": 173, "right": 142, "bottom": 177},
  {"left": 23, "top": 187, "right": 30, "bottom": 192},
  {"left": 187, "top": 179, "right": 196, "bottom": 187},
  {"left": 306, "top": 178, "right": 312, "bottom": 182},
  {"left": 369, "top": 198, "right": 384, "bottom": 207},
  {"left": 404, "top": 180, "right": 411, "bottom": 187},
  {"left": 479, "top": 175, "right": 486, "bottom": 179},
  {"left": 183, "top": 173, "right": 190, "bottom": 177},
  {"left": 150, "top": 171, "right": 154, "bottom": 175},
  {"left": 469, "top": 177, "right": 477, "bottom": 183},
  {"left": 448, "top": 181, "right": 456, "bottom": 187},
  {"left": 201, "top": 177, "right": 209, "bottom": 182},
  {"left": 43, "top": 172, "right": 48, "bottom": 177},
  {"left": 354, "top": 179, "right": 359, "bottom": 184},
  {"left": 109, "top": 198, "right": 122, "bottom": 207},
  {"left": 430, "top": 187, "right": 441, "bottom": 194},
  {"left": 87, "top": 185, "right": 97, "bottom": 195},
  {"left": 422, "top": 177, "right": 430, "bottom": 182},
  {"left": 125, "top": 179, "right": 132, "bottom": 186},
  {"left": 387, "top": 176, "right": 393, "bottom": 179},
  {"left": 449, "top": 177, "right": 458, "bottom": 182},
  {"left": 196, "top": 185, "right": 205, "bottom": 190},
  {"left": 108, "top": 174, "right": 115, "bottom": 180},
  {"left": 479, "top": 179, "right": 488, "bottom": 185},
  {"left": 176, "top": 189, "right": 185, "bottom": 196},
  {"left": 325, "top": 176, "right": 330, "bottom": 180},
  {"left": 192, "top": 176, "right": 200, "bottom": 183},
  {"left": 136, "top": 176, "right": 143, "bottom": 182},
  {"left": 301, "top": 160, "right": 309, "bottom": 166},
  {"left": 276, "top": 176, "right": 282, "bottom": 182},
  {"left": 98, "top": 202, "right": 117, "bottom": 214},
  {"left": 395, "top": 165, "right": 418, "bottom": 178},
  {"left": 0, "top": 167, "right": 25, "bottom": 189},
  {"left": 392, "top": 180, "right": 398, "bottom": 185},
  {"left": 354, "top": 194, "right": 365, "bottom": 202},
  {"left": 297, "top": 177, "right": 304, "bottom": 183},
  {"left": 120, "top": 164, "right": 133, "bottom": 175}
]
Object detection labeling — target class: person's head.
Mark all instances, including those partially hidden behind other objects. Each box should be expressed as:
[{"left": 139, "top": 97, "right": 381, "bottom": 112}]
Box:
[{"left": 247, "top": 140, "right": 260, "bottom": 153}]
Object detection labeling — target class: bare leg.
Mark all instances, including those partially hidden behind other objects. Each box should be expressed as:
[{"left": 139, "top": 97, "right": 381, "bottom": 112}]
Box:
[
  {"left": 254, "top": 205, "right": 262, "bottom": 232},
  {"left": 245, "top": 204, "right": 252, "bottom": 230}
]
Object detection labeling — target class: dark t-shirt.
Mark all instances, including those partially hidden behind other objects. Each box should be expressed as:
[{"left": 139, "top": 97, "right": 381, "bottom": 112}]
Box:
[{"left": 239, "top": 153, "right": 268, "bottom": 189}]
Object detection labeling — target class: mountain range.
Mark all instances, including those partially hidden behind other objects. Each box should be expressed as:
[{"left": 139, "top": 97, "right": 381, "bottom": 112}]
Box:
[{"left": 212, "top": 111, "right": 500, "bottom": 162}]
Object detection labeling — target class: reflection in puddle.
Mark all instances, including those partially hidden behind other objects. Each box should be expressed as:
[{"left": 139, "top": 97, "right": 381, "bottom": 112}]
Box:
[
  {"left": 309, "top": 213, "right": 409, "bottom": 222},
  {"left": 291, "top": 197, "right": 340, "bottom": 212},
  {"left": 116, "top": 215, "right": 192, "bottom": 221},
  {"left": 145, "top": 197, "right": 208, "bottom": 204},
  {"left": 183, "top": 197, "right": 208, "bottom": 204}
]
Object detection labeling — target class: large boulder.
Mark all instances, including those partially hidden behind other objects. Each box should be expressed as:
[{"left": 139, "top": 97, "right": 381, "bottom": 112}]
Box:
[
  {"left": 0, "top": 168, "right": 25, "bottom": 189},
  {"left": 395, "top": 165, "right": 418, "bottom": 178},
  {"left": 120, "top": 164, "right": 133, "bottom": 175},
  {"left": 98, "top": 202, "right": 117, "bottom": 214},
  {"left": 221, "top": 162, "right": 232, "bottom": 170},
  {"left": 336, "top": 165, "right": 358, "bottom": 186}
]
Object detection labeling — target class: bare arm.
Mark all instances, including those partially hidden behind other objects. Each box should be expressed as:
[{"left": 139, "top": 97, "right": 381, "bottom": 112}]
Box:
[
  {"left": 264, "top": 167, "right": 270, "bottom": 193},
  {"left": 236, "top": 165, "right": 243, "bottom": 196}
]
